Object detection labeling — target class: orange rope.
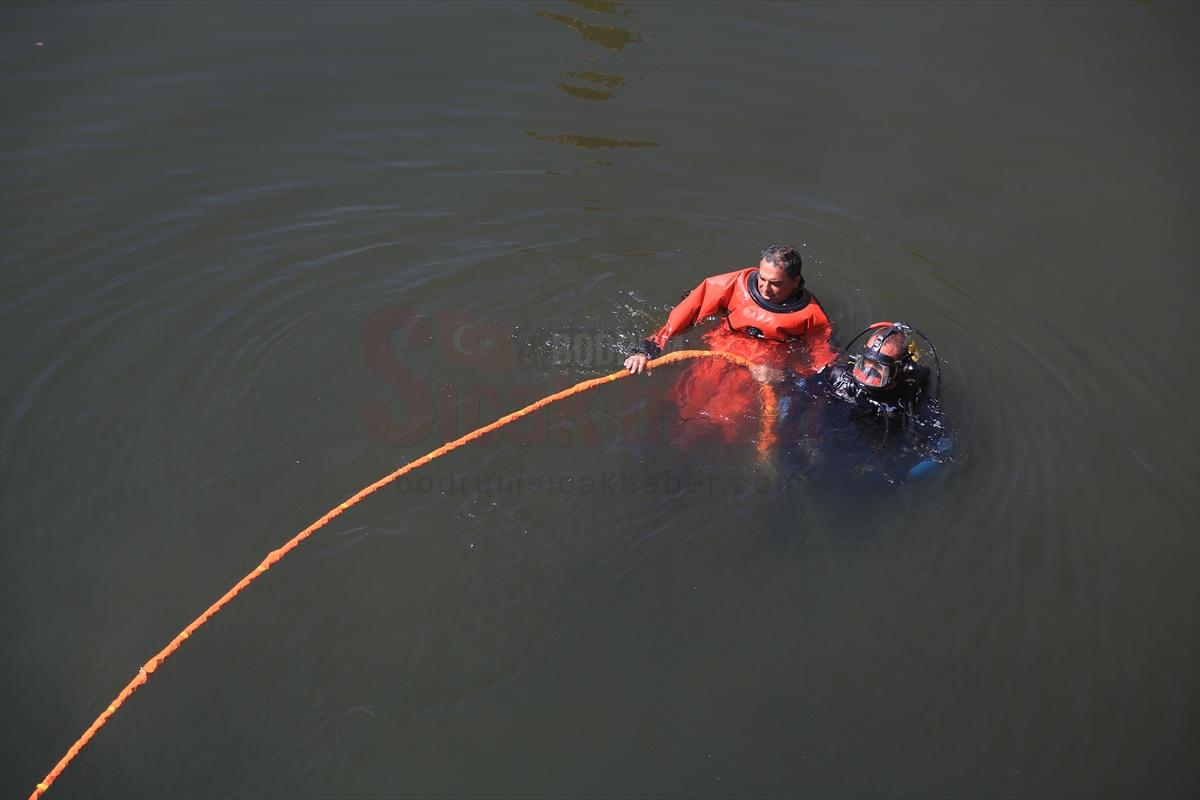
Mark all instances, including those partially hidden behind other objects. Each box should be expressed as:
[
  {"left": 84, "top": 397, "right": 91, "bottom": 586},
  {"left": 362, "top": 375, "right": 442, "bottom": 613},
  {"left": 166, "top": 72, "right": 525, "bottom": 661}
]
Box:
[
  {"left": 28, "top": 349, "right": 769, "bottom": 799},
  {"left": 756, "top": 382, "right": 779, "bottom": 460}
]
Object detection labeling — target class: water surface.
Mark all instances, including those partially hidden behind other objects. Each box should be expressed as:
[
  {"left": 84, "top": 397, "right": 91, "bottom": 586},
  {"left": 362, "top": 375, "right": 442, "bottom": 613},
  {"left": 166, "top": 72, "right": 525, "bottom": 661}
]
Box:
[{"left": 2, "top": 1, "right": 1197, "bottom": 797}]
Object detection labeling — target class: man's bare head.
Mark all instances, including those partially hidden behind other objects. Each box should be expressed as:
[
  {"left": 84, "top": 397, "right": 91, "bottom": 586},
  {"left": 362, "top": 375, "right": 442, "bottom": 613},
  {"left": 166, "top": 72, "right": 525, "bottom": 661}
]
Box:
[{"left": 756, "top": 244, "right": 804, "bottom": 303}]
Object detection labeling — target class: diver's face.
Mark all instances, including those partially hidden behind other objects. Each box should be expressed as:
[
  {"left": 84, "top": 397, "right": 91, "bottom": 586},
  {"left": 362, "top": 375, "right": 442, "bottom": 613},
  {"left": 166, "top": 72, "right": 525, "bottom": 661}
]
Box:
[{"left": 756, "top": 259, "right": 801, "bottom": 302}]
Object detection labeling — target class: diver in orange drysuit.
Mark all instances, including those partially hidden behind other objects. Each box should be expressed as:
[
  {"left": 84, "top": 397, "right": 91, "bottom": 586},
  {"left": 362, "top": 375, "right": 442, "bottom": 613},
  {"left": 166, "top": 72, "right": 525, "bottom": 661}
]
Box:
[{"left": 623, "top": 244, "right": 837, "bottom": 446}]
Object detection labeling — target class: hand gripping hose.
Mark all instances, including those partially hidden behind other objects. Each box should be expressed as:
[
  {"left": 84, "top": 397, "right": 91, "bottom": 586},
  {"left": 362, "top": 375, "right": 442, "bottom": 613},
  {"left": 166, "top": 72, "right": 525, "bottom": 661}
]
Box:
[{"left": 29, "top": 349, "right": 770, "bottom": 799}]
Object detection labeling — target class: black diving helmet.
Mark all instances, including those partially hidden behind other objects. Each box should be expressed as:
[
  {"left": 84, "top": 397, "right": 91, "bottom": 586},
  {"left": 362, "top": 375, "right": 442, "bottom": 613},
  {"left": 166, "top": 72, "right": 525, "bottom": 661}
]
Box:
[
  {"left": 839, "top": 321, "right": 943, "bottom": 395},
  {"left": 847, "top": 324, "right": 917, "bottom": 391}
]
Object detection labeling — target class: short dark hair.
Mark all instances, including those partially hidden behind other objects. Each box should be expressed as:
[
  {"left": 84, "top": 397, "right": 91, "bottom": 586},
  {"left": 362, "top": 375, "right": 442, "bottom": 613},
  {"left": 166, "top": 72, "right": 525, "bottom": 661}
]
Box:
[{"left": 761, "top": 244, "right": 803, "bottom": 278}]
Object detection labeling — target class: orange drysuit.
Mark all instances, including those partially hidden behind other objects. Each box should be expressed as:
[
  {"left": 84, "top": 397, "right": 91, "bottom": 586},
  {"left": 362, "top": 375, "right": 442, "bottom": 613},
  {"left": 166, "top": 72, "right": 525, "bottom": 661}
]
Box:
[{"left": 639, "top": 268, "right": 837, "bottom": 447}]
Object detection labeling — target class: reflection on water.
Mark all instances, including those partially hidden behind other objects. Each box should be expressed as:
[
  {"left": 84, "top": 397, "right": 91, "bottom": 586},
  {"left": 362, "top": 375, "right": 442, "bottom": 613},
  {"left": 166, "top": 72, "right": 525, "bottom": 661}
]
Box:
[
  {"left": 570, "top": 0, "right": 632, "bottom": 17},
  {"left": 536, "top": 2, "right": 636, "bottom": 104},
  {"left": 558, "top": 69, "right": 625, "bottom": 101},
  {"left": 525, "top": 129, "right": 659, "bottom": 149},
  {"left": 533, "top": 9, "right": 641, "bottom": 50},
  {"left": 532, "top": 1, "right": 653, "bottom": 151},
  {"left": 1135, "top": 0, "right": 1186, "bottom": 16},
  {"left": 581, "top": 195, "right": 618, "bottom": 209}
]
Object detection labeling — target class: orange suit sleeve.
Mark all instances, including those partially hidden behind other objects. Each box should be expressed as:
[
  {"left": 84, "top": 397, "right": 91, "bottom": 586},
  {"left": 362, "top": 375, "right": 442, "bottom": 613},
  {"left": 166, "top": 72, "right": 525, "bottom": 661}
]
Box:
[{"left": 641, "top": 270, "right": 743, "bottom": 356}]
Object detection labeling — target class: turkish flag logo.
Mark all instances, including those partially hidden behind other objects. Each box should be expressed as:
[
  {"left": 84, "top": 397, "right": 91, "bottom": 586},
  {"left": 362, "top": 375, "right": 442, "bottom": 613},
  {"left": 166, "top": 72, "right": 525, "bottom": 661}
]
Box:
[{"left": 435, "top": 309, "right": 517, "bottom": 373}]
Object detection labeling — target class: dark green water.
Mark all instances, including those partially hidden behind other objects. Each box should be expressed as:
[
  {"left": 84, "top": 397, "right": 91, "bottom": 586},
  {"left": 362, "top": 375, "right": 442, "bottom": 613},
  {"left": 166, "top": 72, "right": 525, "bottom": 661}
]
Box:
[{"left": 2, "top": 1, "right": 1197, "bottom": 797}]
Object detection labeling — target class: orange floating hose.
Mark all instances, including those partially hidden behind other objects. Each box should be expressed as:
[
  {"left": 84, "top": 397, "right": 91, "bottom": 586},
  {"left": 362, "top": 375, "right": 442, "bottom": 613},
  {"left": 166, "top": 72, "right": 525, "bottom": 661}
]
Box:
[
  {"left": 756, "top": 381, "right": 779, "bottom": 460},
  {"left": 28, "top": 349, "right": 769, "bottom": 800}
]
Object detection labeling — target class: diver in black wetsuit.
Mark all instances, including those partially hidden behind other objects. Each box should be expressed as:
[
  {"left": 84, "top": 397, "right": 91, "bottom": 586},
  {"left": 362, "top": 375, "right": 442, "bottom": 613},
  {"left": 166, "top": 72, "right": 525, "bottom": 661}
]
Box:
[{"left": 780, "top": 322, "right": 954, "bottom": 486}]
